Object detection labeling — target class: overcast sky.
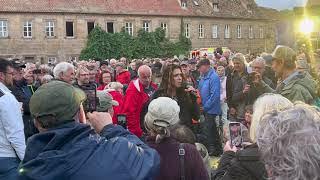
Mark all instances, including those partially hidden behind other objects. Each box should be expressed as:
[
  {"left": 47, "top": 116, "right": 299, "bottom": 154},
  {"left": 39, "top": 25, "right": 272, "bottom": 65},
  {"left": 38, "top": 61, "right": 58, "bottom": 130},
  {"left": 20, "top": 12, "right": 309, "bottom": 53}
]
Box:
[{"left": 255, "top": 0, "right": 308, "bottom": 10}]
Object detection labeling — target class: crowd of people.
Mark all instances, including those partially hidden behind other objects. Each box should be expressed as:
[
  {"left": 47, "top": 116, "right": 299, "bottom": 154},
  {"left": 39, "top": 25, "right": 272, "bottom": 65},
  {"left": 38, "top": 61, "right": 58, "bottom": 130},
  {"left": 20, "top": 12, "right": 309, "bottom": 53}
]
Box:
[{"left": 0, "top": 45, "right": 319, "bottom": 180}]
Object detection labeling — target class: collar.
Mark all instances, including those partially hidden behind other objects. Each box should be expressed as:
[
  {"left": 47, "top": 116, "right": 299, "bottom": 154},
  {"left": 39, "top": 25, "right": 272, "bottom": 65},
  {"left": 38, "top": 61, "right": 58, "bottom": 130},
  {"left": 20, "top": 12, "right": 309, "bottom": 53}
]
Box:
[
  {"left": 0, "top": 82, "right": 11, "bottom": 93},
  {"left": 282, "top": 71, "right": 299, "bottom": 85}
]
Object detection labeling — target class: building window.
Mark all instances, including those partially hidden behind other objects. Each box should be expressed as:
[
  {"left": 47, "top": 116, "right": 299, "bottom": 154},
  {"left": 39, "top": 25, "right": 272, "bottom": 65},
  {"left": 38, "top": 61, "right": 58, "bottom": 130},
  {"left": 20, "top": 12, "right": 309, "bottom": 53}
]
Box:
[
  {"left": 66, "top": 21, "right": 74, "bottom": 37},
  {"left": 213, "top": 3, "right": 219, "bottom": 12},
  {"left": 160, "top": 22, "right": 168, "bottom": 35},
  {"left": 87, "top": 22, "right": 95, "bottom": 35},
  {"left": 259, "top": 28, "right": 264, "bottom": 38},
  {"left": 45, "top": 21, "right": 55, "bottom": 37},
  {"left": 181, "top": 0, "right": 187, "bottom": 8},
  {"left": 106, "top": 22, "right": 114, "bottom": 33},
  {"left": 224, "top": 25, "right": 230, "bottom": 39},
  {"left": 237, "top": 25, "right": 241, "bottom": 38},
  {"left": 212, "top": 24, "right": 218, "bottom": 38},
  {"left": 249, "top": 25, "right": 253, "bottom": 39},
  {"left": 142, "top": 21, "right": 150, "bottom": 32},
  {"left": 23, "top": 21, "right": 32, "bottom": 38},
  {"left": 125, "top": 22, "right": 133, "bottom": 36},
  {"left": 199, "top": 24, "right": 204, "bottom": 38},
  {"left": 0, "top": 20, "right": 8, "bottom": 38},
  {"left": 184, "top": 23, "right": 190, "bottom": 38}
]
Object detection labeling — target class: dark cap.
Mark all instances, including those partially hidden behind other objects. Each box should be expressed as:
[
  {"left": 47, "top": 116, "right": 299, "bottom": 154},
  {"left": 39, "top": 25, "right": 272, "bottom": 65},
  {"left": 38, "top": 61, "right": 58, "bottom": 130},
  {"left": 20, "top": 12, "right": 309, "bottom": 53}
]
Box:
[
  {"left": 197, "top": 59, "right": 210, "bottom": 68},
  {"left": 11, "top": 59, "right": 26, "bottom": 68},
  {"left": 188, "top": 59, "right": 197, "bottom": 64},
  {"left": 30, "top": 81, "right": 86, "bottom": 128},
  {"left": 261, "top": 54, "right": 273, "bottom": 66},
  {"left": 272, "top": 45, "right": 296, "bottom": 63}
]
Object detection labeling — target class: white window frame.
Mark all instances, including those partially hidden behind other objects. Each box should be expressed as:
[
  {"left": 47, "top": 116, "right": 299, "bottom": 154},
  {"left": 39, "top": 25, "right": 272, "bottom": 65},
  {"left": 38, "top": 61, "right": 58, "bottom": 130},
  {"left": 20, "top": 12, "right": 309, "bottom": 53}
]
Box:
[
  {"left": 45, "top": 21, "right": 55, "bottom": 37},
  {"left": 125, "top": 22, "right": 133, "bottom": 36},
  {"left": 198, "top": 24, "right": 204, "bottom": 38},
  {"left": 23, "top": 21, "right": 32, "bottom": 38},
  {"left": 0, "top": 20, "right": 8, "bottom": 38},
  {"left": 249, "top": 26, "right": 253, "bottom": 39},
  {"left": 259, "top": 28, "right": 264, "bottom": 39},
  {"left": 224, "top": 25, "right": 230, "bottom": 39},
  {"left": 237, "top": 25, "right": 241, "bottom": 38},
  {"left": 48, "top": 57, "right": 57, "bottom": 64},
  {"left": 185, "top": 23, "right": 190, "bottom": 38},
  {"left": 212, "top": 24, "right": 218, "bottom": 38},
  {"left": 142, "top": 21, "right": 150, "bottom": 32},
  {"left": 160, "top": 22, "right": 168, "bottom": 36}
]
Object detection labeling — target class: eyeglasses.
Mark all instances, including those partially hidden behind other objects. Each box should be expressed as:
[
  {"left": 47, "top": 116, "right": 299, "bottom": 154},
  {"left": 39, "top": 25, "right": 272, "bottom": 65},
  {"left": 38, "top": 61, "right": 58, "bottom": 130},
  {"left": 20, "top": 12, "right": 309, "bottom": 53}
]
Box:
[{"left": 80, "top": 73, "right": 89, "bottom": 76}]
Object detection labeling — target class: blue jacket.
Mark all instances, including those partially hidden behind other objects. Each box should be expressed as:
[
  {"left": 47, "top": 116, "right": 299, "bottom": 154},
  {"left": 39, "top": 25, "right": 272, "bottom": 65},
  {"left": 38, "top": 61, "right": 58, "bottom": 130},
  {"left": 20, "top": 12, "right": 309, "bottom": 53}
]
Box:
[
  {"left": 19, "top": 122, "right": 160, "bottom": 180},
  {"left": 198, "top": 68, "right": 221, "bottom": 115}
]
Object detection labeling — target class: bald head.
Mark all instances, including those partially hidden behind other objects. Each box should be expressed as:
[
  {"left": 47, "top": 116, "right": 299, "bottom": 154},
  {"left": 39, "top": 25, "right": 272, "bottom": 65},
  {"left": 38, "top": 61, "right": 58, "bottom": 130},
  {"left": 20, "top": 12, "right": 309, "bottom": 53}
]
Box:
[{"left": 138, "top": 65, "right": 152, "bottom": 87}]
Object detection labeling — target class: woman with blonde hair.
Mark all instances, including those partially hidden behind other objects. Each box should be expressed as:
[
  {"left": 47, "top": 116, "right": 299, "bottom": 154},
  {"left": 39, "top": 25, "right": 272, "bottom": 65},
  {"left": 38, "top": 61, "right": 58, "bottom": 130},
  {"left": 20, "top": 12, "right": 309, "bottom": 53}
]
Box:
[{"left": 214, "top": 93, "right": 293, "bottom": 180}]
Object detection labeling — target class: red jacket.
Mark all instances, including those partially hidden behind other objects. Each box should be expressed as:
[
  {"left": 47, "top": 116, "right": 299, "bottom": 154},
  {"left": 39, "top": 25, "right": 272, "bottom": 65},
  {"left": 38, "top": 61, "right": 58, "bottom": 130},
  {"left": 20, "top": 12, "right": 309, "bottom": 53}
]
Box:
[
  {"left": 107, "top": 90, "right": 124, "bottom": 124},
  {"left": 122, "top": 79, "right": 157, "bottom": 137},
  {"left": 116, "top": 71, "right": 131, "bottom": 85}
]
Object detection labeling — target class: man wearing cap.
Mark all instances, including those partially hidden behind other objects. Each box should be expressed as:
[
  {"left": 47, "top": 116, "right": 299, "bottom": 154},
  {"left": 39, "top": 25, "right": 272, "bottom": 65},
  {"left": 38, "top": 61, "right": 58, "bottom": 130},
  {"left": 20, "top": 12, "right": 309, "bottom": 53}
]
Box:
[
  {"left": 181, "top": 60, "right": 197, "bottom": 88},
  {"left": 0, "top": 59, "right": 26, "bottom": 180},
  {"left": 256, "top": 45, "right": 317, "bottom": 104},
  {"left": 19, "top": 80, "right": 160, "bottom": 180},
  {"left": 198, "top": 59, "right": 223, "bottom": 156},
  {"left": 96, "top": 91, "right": 119, "bottom": 118},
  {"left": 116, "top": 62, "right": 131, "bottom": 86}
]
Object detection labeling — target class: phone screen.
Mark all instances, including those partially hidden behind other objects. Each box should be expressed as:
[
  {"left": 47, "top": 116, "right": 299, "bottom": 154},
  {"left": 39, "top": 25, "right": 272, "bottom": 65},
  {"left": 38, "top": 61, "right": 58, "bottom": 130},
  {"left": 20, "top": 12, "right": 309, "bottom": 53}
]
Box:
[
  {"left": 117, "top": 114, "right": 127, "bottom": 129},
  {"left": 81, "top": 85, "right": 97, "bottom": 113},
  {"left": 229, "top": 122, "right": 242, "bottom": 149}
]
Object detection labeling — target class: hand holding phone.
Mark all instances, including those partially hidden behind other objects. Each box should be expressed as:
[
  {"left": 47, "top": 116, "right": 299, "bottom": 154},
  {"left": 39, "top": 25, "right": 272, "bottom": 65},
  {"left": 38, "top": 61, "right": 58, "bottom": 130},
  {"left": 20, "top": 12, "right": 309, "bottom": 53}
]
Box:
[{"left": 229, "top": 122, "right": 243, "bottom": 149}]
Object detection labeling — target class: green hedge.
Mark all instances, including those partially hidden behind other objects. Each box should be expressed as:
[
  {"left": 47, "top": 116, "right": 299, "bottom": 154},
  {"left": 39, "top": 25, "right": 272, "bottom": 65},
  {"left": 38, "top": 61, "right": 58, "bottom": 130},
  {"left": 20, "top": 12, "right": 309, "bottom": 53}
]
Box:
[{"left": 80, "top": 25, "right": 192, "bottom": 60}]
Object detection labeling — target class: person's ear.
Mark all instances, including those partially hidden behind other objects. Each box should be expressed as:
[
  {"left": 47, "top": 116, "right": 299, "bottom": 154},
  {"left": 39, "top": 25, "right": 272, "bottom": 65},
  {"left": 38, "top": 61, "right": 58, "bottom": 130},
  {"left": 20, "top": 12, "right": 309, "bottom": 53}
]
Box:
[{"left": 34, "top": 118, "right": 46, "bottom": 132}]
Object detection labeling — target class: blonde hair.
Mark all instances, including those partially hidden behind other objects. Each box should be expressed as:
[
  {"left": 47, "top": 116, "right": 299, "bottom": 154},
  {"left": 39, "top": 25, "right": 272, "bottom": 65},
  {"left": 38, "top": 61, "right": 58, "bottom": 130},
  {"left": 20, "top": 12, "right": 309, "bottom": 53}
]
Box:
[
  {"left": 75, "top": 66, "right": 89, "bottom": 78},
  {"left": 250, "top": 93, "right": 293, "bottom": 142},
  {"left": 106, "top": 82, "right": 123, "bottom": 91}
]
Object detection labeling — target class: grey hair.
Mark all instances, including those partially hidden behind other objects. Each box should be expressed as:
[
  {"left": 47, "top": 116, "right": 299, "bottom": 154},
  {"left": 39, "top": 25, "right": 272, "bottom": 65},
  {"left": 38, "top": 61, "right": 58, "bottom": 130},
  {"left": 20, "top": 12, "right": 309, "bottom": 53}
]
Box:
[
  {"left": 257, "top": 103, "right": 320, "bottom": 180},
  {"left": 250, "top": 93, "right": 293, "bottom": 142},
  {"left": 251, "top": 57, "right": 266, "bottom": 68},
  {"left": 232, "top": 53, "right": 248, "bottom": 66},
  {"left": 138, "top": 65, "right": 152, "bottom": 77},
  {"left": 106, "top": 82, "right": 123, "bottom": 90},
  {"left": 41, "top": 74, "right": 53, "bottom": 83},
  {"left": 53, "top": 62, "right": 74, "bottom": 79}
]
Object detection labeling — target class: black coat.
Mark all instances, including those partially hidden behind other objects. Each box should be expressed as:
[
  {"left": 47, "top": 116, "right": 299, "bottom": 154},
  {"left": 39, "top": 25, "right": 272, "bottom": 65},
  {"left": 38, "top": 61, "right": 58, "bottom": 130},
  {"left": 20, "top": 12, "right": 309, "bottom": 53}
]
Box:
[
  {"left": 151, "top": 88, "right": 200, "bottom": 129},
  {"left": 213, "top": 144, "right": 267, "bottom": 180}
]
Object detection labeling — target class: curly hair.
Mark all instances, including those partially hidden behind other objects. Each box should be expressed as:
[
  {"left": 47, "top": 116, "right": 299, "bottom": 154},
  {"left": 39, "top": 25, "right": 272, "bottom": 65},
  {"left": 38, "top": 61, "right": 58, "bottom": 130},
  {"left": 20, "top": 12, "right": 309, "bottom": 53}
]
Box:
[
  {"left": 159, "top": 64, "right": 186, "bottom": 96},
  {"left": 257, "top": 103, "right": 320, "bottom": 180}
]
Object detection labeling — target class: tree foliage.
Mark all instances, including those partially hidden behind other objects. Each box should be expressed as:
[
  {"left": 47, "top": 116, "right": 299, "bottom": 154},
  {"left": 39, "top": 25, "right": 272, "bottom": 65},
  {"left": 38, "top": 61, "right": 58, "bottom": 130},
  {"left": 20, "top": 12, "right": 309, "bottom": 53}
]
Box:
[{"left": 80, "top": 25, "right": 192, "bottom": 60}]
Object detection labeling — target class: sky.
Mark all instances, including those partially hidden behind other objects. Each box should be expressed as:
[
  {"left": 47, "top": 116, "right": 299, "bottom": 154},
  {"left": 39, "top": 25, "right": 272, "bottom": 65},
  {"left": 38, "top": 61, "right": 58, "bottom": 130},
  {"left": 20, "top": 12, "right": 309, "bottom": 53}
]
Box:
[{"left": 255, "top": 0, "right": 308, "bottom": 10}]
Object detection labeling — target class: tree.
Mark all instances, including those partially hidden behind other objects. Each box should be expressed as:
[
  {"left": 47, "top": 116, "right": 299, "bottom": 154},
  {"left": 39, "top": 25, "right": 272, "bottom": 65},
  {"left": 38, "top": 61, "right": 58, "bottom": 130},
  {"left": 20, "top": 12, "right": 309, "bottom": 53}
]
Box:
[{"left": 80, "top": 25, "right": 191, "bottom": 60}]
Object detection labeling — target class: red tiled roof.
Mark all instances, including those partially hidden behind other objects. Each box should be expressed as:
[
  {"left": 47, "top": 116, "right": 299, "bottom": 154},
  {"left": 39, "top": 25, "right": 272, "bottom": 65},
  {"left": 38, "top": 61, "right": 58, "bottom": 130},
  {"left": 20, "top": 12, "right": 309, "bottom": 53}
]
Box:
[{"left": 0, "top": 0, "right": 270, "bottom": 19}]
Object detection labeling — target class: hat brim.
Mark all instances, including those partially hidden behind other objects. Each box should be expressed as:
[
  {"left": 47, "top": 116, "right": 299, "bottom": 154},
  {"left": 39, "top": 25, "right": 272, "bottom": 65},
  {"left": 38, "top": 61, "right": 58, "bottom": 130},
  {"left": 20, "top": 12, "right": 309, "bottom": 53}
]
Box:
[{"left": 111, "top": 100, "right": 119, "bottom": 106}]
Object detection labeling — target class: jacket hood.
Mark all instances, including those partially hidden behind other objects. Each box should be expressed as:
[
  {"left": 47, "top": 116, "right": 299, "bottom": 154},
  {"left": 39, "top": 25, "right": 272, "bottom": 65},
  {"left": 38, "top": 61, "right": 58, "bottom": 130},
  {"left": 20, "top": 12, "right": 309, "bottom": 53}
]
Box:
[
  {"left": 286, "top": 71, "right": 317, "bottom": 98},
  {"left": 20, "top": 122, "right": 95, "bottom": 179}
]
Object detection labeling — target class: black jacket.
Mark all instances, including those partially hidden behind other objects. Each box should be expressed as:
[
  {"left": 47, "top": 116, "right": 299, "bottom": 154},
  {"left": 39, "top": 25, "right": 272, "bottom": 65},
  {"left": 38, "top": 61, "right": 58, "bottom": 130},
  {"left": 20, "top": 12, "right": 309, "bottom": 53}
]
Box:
[
  {"left": 152, "top": 88, "right": 200, "bottom": 129},
  {"left": 213, "top": 144, "right": 267, "bottom": 180}
]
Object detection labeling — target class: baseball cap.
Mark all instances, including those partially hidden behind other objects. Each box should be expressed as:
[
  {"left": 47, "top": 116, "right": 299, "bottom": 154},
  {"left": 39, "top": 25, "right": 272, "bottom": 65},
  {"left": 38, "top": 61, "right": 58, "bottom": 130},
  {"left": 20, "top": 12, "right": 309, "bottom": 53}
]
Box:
[
  {"left": 11, "top": 59, "right": 26, "bottom": 68},
  {"left": 180, "top": 60, "right": 188, "bottom": 66},
  {"left": 116, "top": 62, "right": 126, "bottom": 69},
  {"left": 96, "top": 91, "right": 119, "bottom": 112},
  {"left": 272, "top": 45, "right": 296, "bottom": 63},
  {"left": 188, "top": 59, "right": 197, "bottom": 64},
  {"left": 145, "top": 97, "right": 180, "bottom": 128},
  {"left": 30, "top": 81, "right": 86, "bottom": 128}
]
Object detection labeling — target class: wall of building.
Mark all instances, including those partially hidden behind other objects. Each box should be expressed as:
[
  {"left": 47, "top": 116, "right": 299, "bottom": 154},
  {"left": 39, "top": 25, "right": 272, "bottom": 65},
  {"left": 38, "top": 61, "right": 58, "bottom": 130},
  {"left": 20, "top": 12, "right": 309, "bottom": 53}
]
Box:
[{"left": 0, "top": 12, "right": 276, "bottom": 62}]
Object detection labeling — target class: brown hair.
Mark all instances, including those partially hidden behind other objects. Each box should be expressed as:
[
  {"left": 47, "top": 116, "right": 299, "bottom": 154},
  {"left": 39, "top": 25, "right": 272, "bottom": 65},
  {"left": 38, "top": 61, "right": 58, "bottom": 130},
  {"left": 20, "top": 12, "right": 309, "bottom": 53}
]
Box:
[
  {"left": 159, "top": 64, "right": 186, "bottom": 97},
  {"left": 99, "top": 71, "right": 112, "bottom": 85}
]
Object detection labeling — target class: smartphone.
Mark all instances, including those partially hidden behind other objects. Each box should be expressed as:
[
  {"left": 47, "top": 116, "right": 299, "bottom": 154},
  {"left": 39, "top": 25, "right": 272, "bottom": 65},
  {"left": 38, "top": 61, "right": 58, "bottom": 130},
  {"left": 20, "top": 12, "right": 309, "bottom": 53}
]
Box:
[
  {"left": 117, "top": 114, "right": 127, "bottom": 129},
  {"left": 229, "top": 122, "right": 242, "bottom": 149},
  {"left": 81, "top": 84, "right": 97, "bottom": 113}
]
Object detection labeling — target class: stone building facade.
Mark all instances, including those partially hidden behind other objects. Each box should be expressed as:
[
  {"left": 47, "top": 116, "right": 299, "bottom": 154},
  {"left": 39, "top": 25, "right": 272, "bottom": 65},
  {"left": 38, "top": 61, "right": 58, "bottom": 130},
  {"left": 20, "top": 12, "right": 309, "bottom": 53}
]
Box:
[{"left": 0, "top": 0, "right": 278, "bottom": 63}]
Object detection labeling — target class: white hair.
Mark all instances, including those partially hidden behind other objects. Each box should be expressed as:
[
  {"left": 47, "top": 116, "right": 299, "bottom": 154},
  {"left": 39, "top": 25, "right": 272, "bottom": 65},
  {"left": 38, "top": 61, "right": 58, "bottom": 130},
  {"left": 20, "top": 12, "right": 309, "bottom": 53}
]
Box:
[
  {"left": 138, "top": 65, "right": 152, "bottom": 77},
  {"left": 257, "top": 103, "right": 320, "bottom": 180},
  {"left": 110, "top": 59, "right": 117, "bottom": 64},
  {"left": 41, "top": 74, "right": 53, "bottom": 83},
  {"left": 53, "top": 62, "right": 74, "bottom": 79},
  {"left": 250, "top": 93, "right": 293, "bottom": 142},
  {"left": 251, "top": 57, "right": 266, "bottom": 67},
  {"left": 107, "top": 82, "right": 123, "bottom": 90}
]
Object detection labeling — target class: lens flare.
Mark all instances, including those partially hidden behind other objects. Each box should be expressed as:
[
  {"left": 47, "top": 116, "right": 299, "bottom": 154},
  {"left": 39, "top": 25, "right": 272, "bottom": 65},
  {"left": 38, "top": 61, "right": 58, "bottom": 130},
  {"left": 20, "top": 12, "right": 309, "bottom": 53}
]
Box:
[{"left": 299, "top": 18, "right": 314, "bottom": 35}]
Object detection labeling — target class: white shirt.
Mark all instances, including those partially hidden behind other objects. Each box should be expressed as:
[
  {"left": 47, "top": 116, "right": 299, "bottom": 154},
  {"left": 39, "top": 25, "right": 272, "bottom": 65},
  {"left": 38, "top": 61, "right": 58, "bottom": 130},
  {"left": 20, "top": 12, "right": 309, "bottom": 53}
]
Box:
[{"left": 0, "top": 82, "right": 26, "bottom": 160}]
